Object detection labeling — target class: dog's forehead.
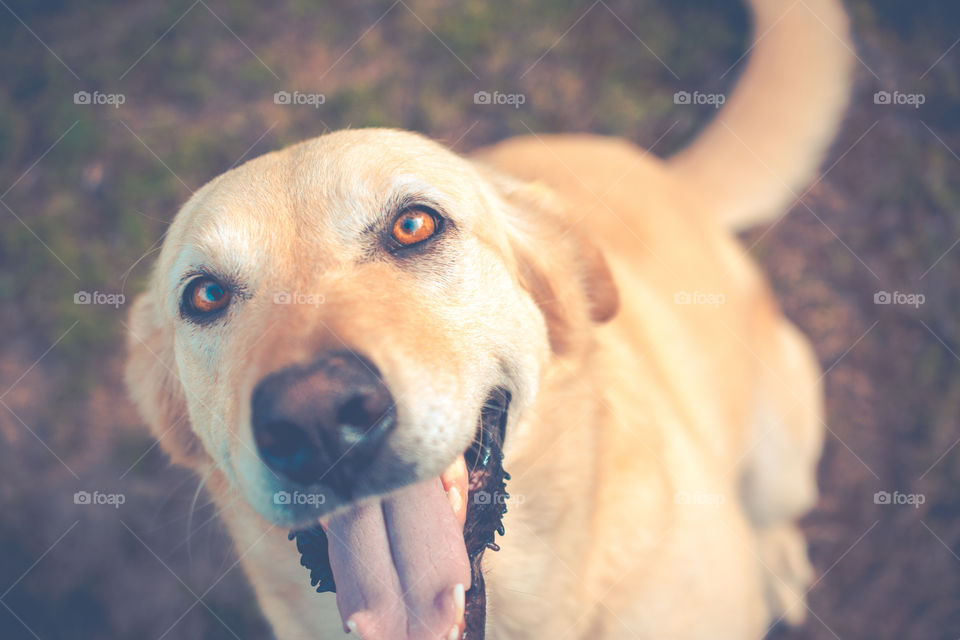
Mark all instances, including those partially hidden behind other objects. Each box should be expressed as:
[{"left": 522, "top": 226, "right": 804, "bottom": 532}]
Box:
[
  {"left": 284, "top": 129, "right": 483, "bottom": 215},
  {"left": 188, "top": 129, "right": 482, "bottom": 236},
  {"left": 158, "top": 129, "right": 495, "bottom": 295}
]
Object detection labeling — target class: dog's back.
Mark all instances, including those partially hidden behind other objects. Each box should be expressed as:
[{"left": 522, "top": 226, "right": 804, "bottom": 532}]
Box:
[{"left": 473, "top": 0, "right": 851, "bottom": 635}]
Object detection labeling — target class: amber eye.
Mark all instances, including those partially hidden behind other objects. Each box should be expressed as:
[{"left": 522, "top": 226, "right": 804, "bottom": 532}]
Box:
[
  {"left": 183, "top": 276, "right": 231, "bottom": 317},
  {"left": 391, "top": 208, "right": 438, "bottom": 246}
]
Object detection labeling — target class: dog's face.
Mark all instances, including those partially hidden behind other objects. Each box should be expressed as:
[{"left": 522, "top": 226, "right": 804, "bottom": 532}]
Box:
[
  {"left": 126, "top": 128, "right": 616, "bottom": 529},
  {"left": 126, "top": 128, "right": 619, "bottom": 636}
]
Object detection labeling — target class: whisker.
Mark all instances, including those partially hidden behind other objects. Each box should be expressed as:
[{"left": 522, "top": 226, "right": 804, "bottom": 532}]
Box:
[
  {"left": 500, "top": 588, "right": 551, "bottom": 603},
  {"left": 186, "top": 468, "right": 214, "bottom": 565},
  {"left": 468, "top": 425, "right": 484, "bottom": 475}
]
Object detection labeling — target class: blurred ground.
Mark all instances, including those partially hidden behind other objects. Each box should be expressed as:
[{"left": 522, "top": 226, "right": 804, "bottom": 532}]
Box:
[{"left": 0, "top": 0, "right": 958, "bottom": 638}]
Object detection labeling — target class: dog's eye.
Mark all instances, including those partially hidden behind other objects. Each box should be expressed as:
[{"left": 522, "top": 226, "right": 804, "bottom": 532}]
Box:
[
  {"left": 391, "top": 208, "right": 438, "bottom": 246},
  {"left": 183, "top": 276, "right": 231, "bottom": 318}
]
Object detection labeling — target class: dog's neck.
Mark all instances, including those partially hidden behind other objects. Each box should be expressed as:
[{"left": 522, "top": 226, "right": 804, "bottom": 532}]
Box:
[{"left": 480, "top": 348, "right": 608, "bottom": 634}]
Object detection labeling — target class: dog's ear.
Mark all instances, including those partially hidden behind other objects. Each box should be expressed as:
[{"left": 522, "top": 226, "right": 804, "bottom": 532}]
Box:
[
  {"left": 492, "top": 176, "right": 619, "bottom": 354},
  {"left": 125, "top": 292, "right": 207, "bottom": 468}
]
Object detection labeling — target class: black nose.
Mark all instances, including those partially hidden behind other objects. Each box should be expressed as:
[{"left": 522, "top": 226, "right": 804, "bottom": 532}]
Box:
[{"left": 251, "top": 351, "right": 396, "bottom": 491}]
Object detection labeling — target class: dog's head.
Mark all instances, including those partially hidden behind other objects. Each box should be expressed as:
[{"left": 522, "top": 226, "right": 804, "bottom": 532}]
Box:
[{"left": 125, "top": 128, "right": 617, "bottom": 637}]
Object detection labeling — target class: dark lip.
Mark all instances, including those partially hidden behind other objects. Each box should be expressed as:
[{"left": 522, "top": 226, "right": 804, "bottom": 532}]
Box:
[
  {"left": 465, "top": 387, "right": 511, "bottom": 474},
  {"left": 289, "top": 387, "right": 513, "bottom": 639},
  {"left": 460, "top": 387, "right": 512, "bottom": 640}
]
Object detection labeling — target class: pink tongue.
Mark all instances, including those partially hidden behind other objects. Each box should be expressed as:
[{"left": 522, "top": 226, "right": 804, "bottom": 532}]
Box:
[{"left": 325, "top": 476, "right": 471, "bottom": 639}]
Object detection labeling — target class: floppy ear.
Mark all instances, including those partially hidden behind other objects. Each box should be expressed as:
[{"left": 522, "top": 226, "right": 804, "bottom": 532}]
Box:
[
  {"left": 125, "top": 292, "right": 208, "bottom": 468},
  {"left": 490, "top": 175, "right": 619, "bottom": 354}
]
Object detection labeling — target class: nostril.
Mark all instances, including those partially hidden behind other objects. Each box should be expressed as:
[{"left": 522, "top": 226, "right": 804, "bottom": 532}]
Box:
[
  {"left": 336, "top": 392, "right": 388, "bottom": 446},
  {"left": 255, "top": 420, "right": 313, "bottom": 471},
  {"left": 337, "top": 393, "right": 373, "bottom": 427}
]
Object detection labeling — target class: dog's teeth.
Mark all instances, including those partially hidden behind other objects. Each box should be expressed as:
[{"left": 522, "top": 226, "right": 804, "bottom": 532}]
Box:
[
  {"left": 453, "top": 583, "right": 465, "bottom": 623},
  {"left": 446, "top": 624, "right": 461, "bottom": 640},
  {"left": 447, "top": 485, "right": 463, "bottom": 514},
  {"left": 346, "top": 618, "right": 360, "bottom": 638},
  {"left": 441, "top": 455, "right": 467, "bottom": 489}
]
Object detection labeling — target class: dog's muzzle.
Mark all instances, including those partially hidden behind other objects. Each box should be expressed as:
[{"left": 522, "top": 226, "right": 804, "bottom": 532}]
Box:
[{"left": 251, "top": 349, "right": 512, "bottom": 639}]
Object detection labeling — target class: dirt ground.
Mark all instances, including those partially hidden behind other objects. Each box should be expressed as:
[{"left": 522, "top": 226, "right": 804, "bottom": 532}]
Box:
[{"left": 1, "top": 1, "right": 958, "bottom": 638}]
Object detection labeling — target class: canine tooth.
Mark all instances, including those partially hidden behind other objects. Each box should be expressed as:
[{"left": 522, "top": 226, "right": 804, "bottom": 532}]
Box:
[
  {"left": 441, "top": 456, "right": 467, "bottom": 489},
  {"left": 346, "top": 619, "right": 361, "bottom": 638},
  {"left": 447, "top": 486, "right": 463, "bottom": 514},
  {"left": 453, "top": 583, "right": 465, "bottom": 622},
  {"left": 446, "top": 624, "right": 460, "bottom": 640}
]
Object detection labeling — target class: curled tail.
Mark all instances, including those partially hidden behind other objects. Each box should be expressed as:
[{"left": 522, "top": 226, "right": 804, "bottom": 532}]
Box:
[{"left": 668, "top": 0, "right": 854, "bottom": 230}]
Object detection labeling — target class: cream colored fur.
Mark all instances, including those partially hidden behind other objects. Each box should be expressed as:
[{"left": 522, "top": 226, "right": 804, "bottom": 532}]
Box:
[{"left": 125, "top": 0, "right": 852, "bottom": 637}]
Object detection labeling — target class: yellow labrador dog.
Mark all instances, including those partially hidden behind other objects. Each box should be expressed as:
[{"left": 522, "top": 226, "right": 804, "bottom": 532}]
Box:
[{"left": 126, "top": 0, "right": 852, "bottom": 637}]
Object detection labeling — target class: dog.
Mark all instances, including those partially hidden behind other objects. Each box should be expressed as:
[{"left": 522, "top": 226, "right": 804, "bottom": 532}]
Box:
[{"left": 125, "top": 0, "right": 853, "bottom": 637}]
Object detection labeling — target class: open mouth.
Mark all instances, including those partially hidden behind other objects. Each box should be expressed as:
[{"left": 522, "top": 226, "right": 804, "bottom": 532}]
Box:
[{"left": 289, "top": 388, "right": 512, "bottom": 639}]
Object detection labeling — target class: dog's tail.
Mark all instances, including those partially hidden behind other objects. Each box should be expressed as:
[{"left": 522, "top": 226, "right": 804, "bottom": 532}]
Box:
[{"left": 667, "top": 0, "right": 854, "bottom": 230}]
